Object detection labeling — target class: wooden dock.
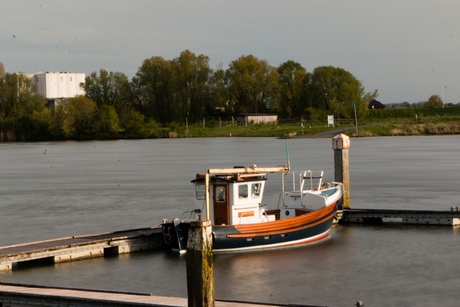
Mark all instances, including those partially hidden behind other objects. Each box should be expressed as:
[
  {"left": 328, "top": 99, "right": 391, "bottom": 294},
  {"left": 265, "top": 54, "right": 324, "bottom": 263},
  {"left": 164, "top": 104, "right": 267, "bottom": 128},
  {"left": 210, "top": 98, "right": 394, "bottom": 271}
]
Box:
[
  {"left": 0, "top": 282, "right": 329, "bottom": 307},
  {"left": 339, "top": 208, "right": 460, "bottom": 225},
  {"left": 0, "top": 227, "right": 164, "bottom": 271}
]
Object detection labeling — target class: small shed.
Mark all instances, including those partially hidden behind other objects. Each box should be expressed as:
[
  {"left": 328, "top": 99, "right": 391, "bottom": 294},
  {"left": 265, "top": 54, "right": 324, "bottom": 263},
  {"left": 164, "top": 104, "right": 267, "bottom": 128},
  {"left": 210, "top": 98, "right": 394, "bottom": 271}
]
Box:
[
  {"left": 368, "top": 99, "right": 386, "bottom": 110},
  {"left": 236, "top": 114, "right": 278, "bottom": 126}
]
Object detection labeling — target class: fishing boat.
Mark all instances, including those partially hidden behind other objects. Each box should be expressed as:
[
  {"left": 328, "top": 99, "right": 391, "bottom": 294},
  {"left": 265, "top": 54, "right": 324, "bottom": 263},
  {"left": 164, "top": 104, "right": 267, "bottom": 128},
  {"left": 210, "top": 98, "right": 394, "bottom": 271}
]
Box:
[{"left": 162, "top": 164, "right": 343, "bottom": 253}]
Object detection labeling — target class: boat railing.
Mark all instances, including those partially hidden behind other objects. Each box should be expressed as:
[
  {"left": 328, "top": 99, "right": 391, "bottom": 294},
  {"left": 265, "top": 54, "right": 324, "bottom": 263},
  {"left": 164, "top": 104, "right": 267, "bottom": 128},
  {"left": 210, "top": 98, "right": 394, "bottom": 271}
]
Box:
[
  {"left": 182, "top": 209, "right": 202, "bottom": 220},
  {"left": 280, "top": 170, "right": 324, "bottom": 207}
]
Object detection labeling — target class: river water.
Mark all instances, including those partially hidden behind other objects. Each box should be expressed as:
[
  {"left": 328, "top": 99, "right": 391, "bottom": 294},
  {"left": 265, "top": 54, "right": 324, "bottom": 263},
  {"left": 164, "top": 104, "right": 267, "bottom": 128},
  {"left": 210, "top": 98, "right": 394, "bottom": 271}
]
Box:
[{"left": 1, "top": 136, "right": 460, "bottom": 307}]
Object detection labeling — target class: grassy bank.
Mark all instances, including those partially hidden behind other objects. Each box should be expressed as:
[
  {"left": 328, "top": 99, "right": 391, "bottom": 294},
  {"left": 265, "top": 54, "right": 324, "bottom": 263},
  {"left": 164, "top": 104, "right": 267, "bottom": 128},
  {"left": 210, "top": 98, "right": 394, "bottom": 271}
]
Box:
[
  {"left": 165, "top": 116, "right": 460, "bottom": 139},
  {"left": 346, "top": 117, "right": 460, "bottom": 137},
  {"left": 167, "top": 122, "right": 355, "bottom": 138}
]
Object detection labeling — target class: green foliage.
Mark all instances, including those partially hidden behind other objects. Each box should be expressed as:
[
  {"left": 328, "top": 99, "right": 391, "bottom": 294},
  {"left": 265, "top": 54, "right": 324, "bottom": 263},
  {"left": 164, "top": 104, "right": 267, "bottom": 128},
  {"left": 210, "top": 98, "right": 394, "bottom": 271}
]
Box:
[
  {"left": 82, "top": 69, "right": 130, "bottom": 112},
  {"left": 414, "top": 106, "right": 460, "bottom": 117},
  {"left": 168, "top": 121, "right": 182, "bottom": 132},
  {"left": 223, "top": 54, "right": 278, "bottom": 113},
  {"left": 133, "top": 56, "right": 177, "bottom": 124},
  {"left": 275, "top": 61, "right": 309, "bottom": 119},
  {"left": 304, "top": 107, "right": 329, "bottom": 121},
  {"left": 427, "top": 95, "right": 443, "bottom": 107},
  {"left": 62, "top": 96, "right": 98, "bottom": 138},
  {"left": 123, "top": 111, "right": 148, "bottom": 138},
  {"left": 0, "top": 72, "right": 45, "bottom": 121},
  {"left": 174, "top": 50, "right": 213, "bottom": 124},
  {"left": 365, "top": 108, "right": 416, "bottom": 119},
  {"left": 93, "top": 105, "right": 119, "bottom": 135},
  {"left": 307, "top": 66, "right": 376, "bottom": 120}
]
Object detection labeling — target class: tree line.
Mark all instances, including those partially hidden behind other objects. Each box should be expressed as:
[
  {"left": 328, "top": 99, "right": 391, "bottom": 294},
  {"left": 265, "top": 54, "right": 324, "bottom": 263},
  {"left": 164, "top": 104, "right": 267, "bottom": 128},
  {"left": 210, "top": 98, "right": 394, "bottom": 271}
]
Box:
[{"left": 0, "top": 51, "right": 378, "bottom": 140}]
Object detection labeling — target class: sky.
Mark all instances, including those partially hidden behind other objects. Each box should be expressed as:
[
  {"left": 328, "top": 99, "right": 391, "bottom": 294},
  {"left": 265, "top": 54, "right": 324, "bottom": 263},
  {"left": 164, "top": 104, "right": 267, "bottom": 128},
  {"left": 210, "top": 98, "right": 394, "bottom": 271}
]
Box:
[{"left": 2, "top": 0, "right": 459, "bottom": 105}]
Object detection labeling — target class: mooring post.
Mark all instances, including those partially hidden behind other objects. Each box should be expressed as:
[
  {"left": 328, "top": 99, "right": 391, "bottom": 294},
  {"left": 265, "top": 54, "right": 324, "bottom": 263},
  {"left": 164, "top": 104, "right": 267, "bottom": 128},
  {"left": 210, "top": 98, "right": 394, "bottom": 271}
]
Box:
[
  {"left": 332, "top": 133, "right": 350, "bottom": 209},
  {"left": 186, "top": 218, "right": 215, "bottom": 307}
]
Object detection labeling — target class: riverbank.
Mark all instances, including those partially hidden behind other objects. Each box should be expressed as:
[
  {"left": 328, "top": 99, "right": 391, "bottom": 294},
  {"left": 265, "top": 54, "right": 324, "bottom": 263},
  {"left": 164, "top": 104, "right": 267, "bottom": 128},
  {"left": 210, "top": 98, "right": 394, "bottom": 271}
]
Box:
[{"left": 169, "top": 118, "right": 460, "bottom": 139}]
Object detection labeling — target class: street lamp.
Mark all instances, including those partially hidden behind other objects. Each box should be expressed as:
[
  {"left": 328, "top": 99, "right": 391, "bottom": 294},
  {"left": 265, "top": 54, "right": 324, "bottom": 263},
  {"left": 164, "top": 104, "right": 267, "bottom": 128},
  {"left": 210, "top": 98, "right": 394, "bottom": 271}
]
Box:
[{"left": 442, "top": 86, "right": 447, "bottom": 107}]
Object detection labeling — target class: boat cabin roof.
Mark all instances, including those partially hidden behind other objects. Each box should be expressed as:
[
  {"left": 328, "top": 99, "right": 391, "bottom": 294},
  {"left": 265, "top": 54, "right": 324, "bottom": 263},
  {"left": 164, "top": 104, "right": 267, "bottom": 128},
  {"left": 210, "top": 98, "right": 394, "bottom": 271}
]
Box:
[{"left": 191, "top": 173, "right": 267, "bottom": 184}]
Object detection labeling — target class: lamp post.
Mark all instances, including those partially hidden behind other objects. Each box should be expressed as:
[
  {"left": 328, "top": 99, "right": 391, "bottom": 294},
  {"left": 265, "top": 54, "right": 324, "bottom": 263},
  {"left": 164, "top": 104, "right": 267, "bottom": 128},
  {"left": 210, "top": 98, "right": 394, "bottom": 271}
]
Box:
[{"left": 442, "top": 86, "right": 447, "bottom": 107}]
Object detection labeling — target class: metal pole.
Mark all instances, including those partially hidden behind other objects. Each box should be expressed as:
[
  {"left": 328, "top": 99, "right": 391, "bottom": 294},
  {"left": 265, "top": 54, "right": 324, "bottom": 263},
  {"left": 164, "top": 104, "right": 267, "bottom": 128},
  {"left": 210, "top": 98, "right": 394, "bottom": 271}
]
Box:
[
  {"left": 354, "top": 103, "right": 358, "bottom": 137},
  {"left": 205, "top": 173, "right": 210, "bottom": 221}
]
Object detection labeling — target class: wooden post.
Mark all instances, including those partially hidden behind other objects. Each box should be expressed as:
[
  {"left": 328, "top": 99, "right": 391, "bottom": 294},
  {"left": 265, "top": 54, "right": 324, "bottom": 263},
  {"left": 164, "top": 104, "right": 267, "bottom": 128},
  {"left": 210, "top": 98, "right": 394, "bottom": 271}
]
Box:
[
  {"left": 332, "top": 133, "right": 350, "bottom": 209},
  {"left": 186, "top": 219, "right": 214, "bottom": 307}
]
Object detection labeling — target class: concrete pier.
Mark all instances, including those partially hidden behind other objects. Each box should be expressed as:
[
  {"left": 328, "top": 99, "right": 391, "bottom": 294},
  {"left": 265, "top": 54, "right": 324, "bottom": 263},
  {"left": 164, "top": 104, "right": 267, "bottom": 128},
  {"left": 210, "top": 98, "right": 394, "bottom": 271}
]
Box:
[
  {"left": 0, "top": 282, "right": 331, "bottom": 307},
  {"left": 0, "top": 227, "right": 164, "bottom": 271},
  {"left": 340, "top": 208, "right": 460, "bottom": 226}
]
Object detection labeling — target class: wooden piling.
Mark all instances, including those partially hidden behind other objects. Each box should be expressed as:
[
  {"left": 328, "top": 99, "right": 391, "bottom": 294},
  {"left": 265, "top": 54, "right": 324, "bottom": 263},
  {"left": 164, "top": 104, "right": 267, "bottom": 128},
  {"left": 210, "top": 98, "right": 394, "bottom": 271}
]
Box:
[
  {"left": 186, "top": 219, "right": 215, "bottom": 307},
  {"left": 332, "top": 134, "right": 350, "bottom": 209}
]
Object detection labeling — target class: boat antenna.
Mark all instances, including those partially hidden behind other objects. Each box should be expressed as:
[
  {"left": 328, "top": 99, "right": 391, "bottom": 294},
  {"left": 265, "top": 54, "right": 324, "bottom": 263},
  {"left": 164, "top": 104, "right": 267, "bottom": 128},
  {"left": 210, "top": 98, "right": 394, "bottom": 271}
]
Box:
[{"left": 285, "top": 141, "right": 291, "bottom": 171}]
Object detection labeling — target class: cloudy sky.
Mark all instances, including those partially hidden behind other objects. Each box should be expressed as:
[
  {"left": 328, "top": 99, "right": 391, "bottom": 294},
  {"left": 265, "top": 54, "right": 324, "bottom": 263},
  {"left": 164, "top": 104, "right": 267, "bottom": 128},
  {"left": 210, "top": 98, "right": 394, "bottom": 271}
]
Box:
[{"left": 2, "top": 0, "right": 459, "bottom": 104}]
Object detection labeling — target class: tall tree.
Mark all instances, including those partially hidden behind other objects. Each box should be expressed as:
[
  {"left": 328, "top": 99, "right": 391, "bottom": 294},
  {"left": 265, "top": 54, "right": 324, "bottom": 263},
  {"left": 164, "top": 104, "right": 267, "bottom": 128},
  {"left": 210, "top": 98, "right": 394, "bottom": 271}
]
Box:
[
  {"left": 81, "top": 69, "right": 129, "bottom": 112},
  {"left": 133, "top": 56, "right": 177, "bottom": 124},
  {"left": 173, "top": 50, "right": 213, "bottom": 123},
  {"left": 0, "top": 72, "right": 44, "bottom": 121},
  {"left": 224, "top": 55, "right": 278, "bottom": 114},
  {"left": 275, "top": 61, "right": 310, "bottom": 118},
  {"left": 308, "top": 66, "right": 376, "bottom": 119}
]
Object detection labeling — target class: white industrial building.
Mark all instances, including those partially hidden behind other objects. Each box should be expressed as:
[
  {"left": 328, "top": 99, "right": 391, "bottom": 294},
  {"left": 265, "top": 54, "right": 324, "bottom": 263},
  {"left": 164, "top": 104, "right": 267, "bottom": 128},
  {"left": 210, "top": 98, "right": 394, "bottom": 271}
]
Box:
[{"left": 26, "top": 71, "right": 85, "bottom": 103}]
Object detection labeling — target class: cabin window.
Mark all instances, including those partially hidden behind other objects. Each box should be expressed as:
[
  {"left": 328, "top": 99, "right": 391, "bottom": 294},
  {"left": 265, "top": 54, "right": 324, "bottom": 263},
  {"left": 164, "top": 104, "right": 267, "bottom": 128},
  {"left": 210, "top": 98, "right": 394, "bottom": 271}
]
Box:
[
  {"left": 238, "top": 184, "right": 248, "bottom": 199},
  {"left": 215, "top": 186, "right": 226, "bottom": 203},
  {"left": 252, "top": 183, "right": 261, "bottom": 198},
  {"left": 195, "top": 184, "right": 205, "bottom": 200}
]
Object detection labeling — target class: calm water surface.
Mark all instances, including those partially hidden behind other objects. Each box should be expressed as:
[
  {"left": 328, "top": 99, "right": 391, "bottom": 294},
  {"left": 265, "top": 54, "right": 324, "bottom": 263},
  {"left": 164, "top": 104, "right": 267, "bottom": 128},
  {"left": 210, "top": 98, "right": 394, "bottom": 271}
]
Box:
[{"left": 1, "top": 136, "right": 460, "bottom": 307}]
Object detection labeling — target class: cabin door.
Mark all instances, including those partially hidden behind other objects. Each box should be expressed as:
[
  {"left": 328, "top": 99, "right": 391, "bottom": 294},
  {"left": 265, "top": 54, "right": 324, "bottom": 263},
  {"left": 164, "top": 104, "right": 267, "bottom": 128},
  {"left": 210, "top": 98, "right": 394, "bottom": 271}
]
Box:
[{"left": 213, "top": 184, "right": 229, "bottom": 225}]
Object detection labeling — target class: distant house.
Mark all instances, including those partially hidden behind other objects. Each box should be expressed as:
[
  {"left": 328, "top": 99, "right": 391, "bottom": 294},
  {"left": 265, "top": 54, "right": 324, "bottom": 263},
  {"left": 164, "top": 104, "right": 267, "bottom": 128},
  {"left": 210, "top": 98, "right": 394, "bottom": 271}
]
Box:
[
  {"left": 236, "top": 114, "right": 278, "bottom": 126},
  {"left": 26, "top": 71, "right": 85, "bottom": 106},
  {"left": 368, "top": 99, "right": 386, "bottom": 110}
]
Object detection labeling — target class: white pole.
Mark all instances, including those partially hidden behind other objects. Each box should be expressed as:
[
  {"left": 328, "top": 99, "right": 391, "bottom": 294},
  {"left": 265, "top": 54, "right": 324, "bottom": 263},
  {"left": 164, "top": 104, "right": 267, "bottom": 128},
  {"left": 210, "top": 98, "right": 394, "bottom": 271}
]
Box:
[{"left": 442, "top": 86, "right": 447, "bottom": 107}]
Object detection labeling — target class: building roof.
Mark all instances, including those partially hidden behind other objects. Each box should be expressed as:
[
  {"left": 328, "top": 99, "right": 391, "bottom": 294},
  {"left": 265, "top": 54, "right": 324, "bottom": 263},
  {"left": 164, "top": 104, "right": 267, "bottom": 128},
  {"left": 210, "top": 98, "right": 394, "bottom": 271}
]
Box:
[{"left": 368, "top": 99, "right": 386, "bottom": 109}]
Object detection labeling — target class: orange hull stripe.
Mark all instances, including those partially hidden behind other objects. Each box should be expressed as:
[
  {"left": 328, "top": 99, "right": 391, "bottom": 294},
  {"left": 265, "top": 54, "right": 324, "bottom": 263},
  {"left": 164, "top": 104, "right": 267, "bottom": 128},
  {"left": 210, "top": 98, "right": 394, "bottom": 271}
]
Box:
[
  {"left": 234, "top": 202, "right": 336, "bottom": 234},
  {"left": 227, "top": 214, "right": 334, "bottom": 238}
]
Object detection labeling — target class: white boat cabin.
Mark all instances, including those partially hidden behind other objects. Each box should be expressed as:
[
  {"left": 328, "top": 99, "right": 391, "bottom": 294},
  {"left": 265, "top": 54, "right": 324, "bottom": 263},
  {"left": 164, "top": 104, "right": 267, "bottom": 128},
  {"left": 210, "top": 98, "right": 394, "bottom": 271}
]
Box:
[
  {"left": 191, "top": 166, "right": 335, "bottom": 227},
  {"left": 192, "top": 172, "right": 272, "bottom": 226}
]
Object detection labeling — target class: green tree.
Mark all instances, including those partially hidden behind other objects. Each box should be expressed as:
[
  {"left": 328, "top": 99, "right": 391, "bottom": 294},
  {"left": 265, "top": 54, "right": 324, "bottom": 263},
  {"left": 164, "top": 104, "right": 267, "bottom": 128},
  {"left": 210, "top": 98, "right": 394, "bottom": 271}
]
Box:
[
  {"left": 62, "top": 95, "right": 98, "bottom": 138},
  {"left": 0, "top": 72, "right": 45, "bottom": 140},
  {"left": 133, "top": 56, "right": 177, "bottom": 124},
  {"left": 224, "top": 55, "right": 278, "bottom": 114},
  {"left": 308, "top": 66, "right": 377, "bottom": 120},
  {"left": 427, "top": 95, "right": 443, "bottom": 107},
  {"left": 93, "top": 105, "right": 119, "bottom": 135},
  {"left": 275, "top": 61, "right": 310, "bottom": 118},
  {"left": 31, "top": 105, "right": 66, "bottom": 140},
  {"left": 123, "top": 111, "right": 148, "bottom": 138},
  {"left": 81, "top": 69, "right": 130, "bottom": 113},
  {"left": 210, "top": 65, "right": 234, "bottom": 116},
  {"left": 0, "top": 72, "right": 45, "bottom": 120},
  {"left": 0, "top": 62, "right": 4, "bottom": 79},
  {"left": 173, "top": 50, "right": 213, "bottom": 123}
]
